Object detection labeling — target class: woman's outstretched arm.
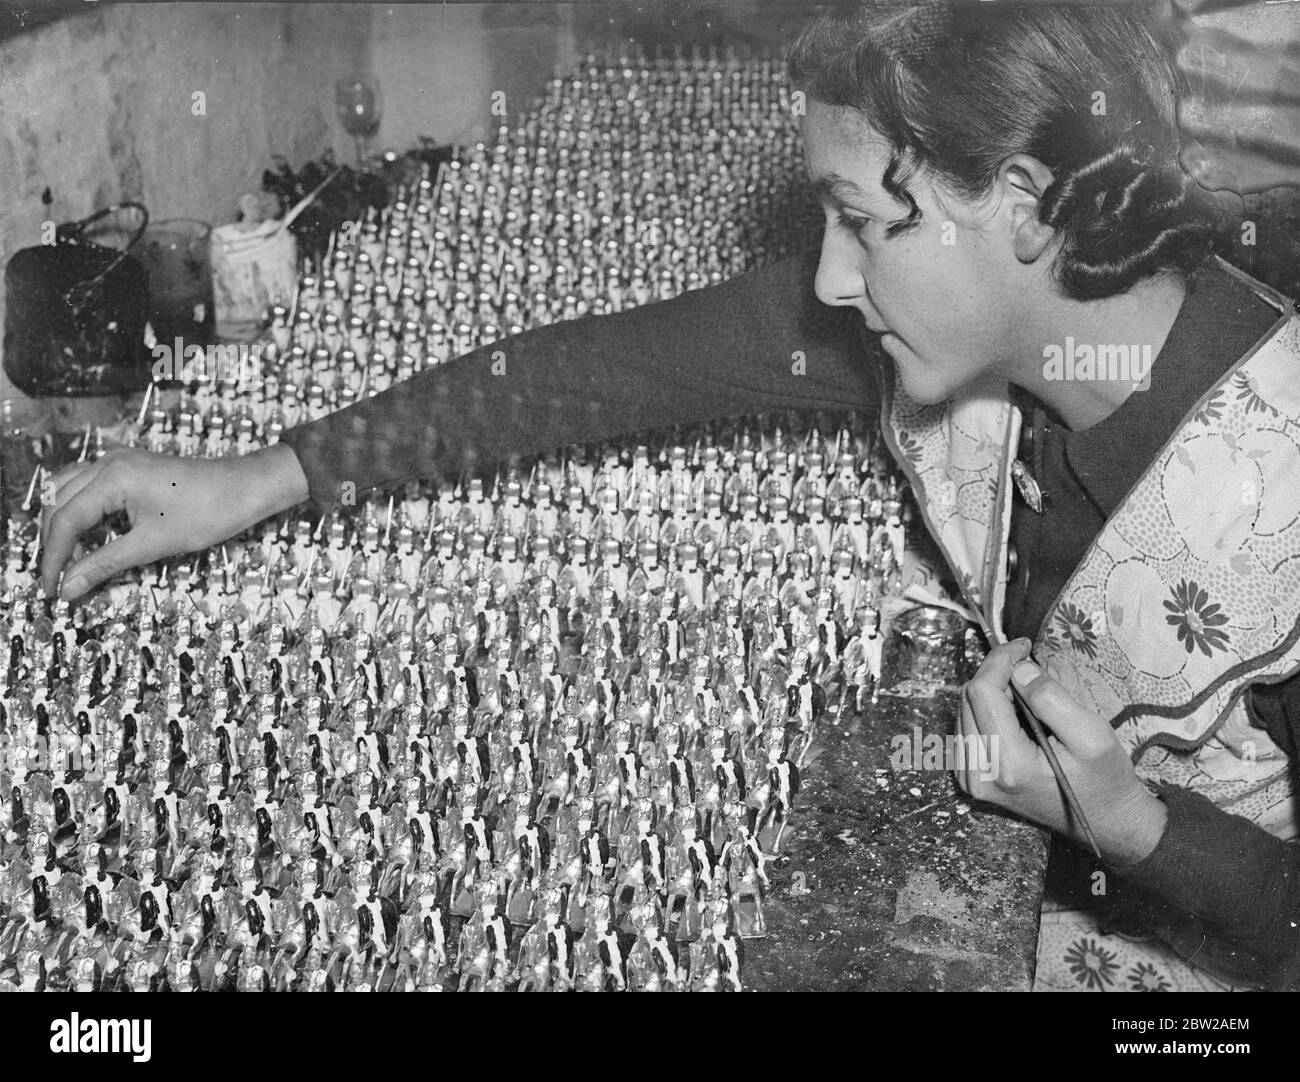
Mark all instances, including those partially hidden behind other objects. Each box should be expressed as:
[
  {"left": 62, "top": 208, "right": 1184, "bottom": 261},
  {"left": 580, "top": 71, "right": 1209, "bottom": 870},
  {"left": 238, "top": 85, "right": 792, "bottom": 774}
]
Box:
[
  {"left": 278, "top": 245, "right": 879, "bottom": 508},
  {"left": 42, "top": 245, "right": 881, "bottom": 597}
]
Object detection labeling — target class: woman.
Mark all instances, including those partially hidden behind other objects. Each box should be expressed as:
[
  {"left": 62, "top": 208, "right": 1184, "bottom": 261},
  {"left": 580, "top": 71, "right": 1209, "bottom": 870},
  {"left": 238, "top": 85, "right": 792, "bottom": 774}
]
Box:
[
  {"left": 790, "top": 4, "right": 1300, "bottom": 991},
  {"left": 41, "top": 3, "right": 1300, "bottom": 990}
]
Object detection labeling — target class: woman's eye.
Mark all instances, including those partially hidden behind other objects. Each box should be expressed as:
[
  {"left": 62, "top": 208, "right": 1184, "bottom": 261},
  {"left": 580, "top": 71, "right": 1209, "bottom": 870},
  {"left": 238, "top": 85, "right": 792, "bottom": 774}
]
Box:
[{"left": 836, "top": 211, "right": 872, "bottom": 235}]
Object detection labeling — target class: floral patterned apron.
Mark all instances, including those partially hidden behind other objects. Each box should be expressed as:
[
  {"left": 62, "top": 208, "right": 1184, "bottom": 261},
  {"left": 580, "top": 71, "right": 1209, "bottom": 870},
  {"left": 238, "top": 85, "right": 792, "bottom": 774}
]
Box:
[{"left": 879, "top": 260, "right": 1300, "bottom": 991}]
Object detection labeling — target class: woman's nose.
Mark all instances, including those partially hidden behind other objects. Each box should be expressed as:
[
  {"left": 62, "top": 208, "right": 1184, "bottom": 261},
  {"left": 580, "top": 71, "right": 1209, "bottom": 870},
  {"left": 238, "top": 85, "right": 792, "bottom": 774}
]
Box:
[{"left": 815, "top": 228, "right": 870, "bottom": 313}]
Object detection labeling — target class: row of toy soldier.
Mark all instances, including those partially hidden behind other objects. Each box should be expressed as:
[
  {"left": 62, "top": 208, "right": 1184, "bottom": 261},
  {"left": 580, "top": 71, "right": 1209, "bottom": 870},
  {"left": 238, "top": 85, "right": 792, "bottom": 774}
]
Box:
[
  {"left": 239, "top": 46, "right": 799, "bottom": 419},
  {"left": 5, "top": 459, "right": 892, "bottom": 712},
  {"left": 35, "top": 409, "right": 908, "bottom": 681},
  {"left": 1, "top": 560, "right": 843, "bottom": 988},
  {"left": 296, "top": 469, "right": 901, "bottom": 611},
  {"left": 135, "top": 41, "right": 810, "bottom": 455},
  {"left": 2, "top": 608, "right": 811, "bottom": 972},
  {"left": 4, "top": 457, "right": 891, "bottom": 779},
  {"left": 1, "top": 736, "right": 769, "bottom": 989},
  {"left": 131, "top": 378, "right": 909, "bottom": 581}
]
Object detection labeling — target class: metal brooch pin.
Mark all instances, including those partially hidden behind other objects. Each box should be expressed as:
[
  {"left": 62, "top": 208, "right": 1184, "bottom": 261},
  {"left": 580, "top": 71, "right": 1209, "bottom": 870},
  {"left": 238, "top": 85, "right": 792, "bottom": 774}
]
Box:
[{"left": 1010, "top": 458, "right": 1044, "bottom": 514}]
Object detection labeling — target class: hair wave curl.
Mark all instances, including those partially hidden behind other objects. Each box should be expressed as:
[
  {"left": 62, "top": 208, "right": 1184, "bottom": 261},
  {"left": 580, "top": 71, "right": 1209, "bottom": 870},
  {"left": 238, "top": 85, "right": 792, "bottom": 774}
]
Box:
[{"left": 788, "top": 2, "right": 1219, "bottom": 300}]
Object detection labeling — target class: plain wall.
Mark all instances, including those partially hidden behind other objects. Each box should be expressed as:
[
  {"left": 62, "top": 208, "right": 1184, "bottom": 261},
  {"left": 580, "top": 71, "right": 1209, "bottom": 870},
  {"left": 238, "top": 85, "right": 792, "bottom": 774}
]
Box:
[{"left": 0, "top": 1, "right": 576, "bottom": 429}]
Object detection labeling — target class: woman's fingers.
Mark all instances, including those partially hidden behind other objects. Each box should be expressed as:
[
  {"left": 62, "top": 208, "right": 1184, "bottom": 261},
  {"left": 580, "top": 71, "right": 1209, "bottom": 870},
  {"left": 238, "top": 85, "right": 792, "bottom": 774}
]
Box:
[
  {"left": 959, "top": 679, "right": 1031, "bottom": 800},
  {"left": 40, "top": 449, "right": 257, "bottom": 600},
  {"left": 46, "top": 456, "right": 102, "bottom": 507},
  {"left": 38, "top": 456, "right": 111, "bottom": 593},
  {"left": 956, "top": 687, "right": 985, "bottom": 798},
  {"left": 960, "top": 640, "right": 1063, "bottom": 801},
  {"left": 41, "top": 461, "right": 131, "bottom": 597},
  {"left": 959, "top": 645, "right": 1163, "bottom": 858},
  {"left": 61, "top": 525, "right": 173, "bottom": 601},
  {"left": 962, "top": 639, "right": 1033, "bottom": 740},
  {"left": 1008, "top": 659, "right": 1114, "bottom": 758}
]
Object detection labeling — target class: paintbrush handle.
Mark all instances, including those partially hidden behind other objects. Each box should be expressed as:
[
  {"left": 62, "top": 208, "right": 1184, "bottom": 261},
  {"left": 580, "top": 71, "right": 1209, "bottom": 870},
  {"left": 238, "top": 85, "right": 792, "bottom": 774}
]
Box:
[
  {"left": 277, "top": 168, "right": 343, "bottom": 236},
  {"left": 1009, "top": 681, "right": 1102, "bottom": 860}
]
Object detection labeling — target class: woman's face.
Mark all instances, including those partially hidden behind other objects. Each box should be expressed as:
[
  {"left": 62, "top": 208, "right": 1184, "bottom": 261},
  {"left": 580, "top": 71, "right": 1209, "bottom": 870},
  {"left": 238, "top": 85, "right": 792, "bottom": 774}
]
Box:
[{"left": 800, "top": 100, "right": 1020, "bottom": 404}]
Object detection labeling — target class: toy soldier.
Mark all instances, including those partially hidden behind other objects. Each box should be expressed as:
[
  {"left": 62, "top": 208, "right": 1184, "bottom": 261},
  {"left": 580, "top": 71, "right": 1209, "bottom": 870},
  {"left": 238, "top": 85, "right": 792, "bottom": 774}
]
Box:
[
  {"left": 571, "top": 891, "right": 616, "bottom": 992},
  {"left": 665, "top": 804, "right": 714, "bottom": 943},
  {"left": 460, "top": 785, "right": 493, "bottom": 890},
  {"left": 575, "top": 796, "right": 612, "bottom": 918},
  {"left": 514, "top": 878, "right": 564, "bottom": 991},
  {"left": 878, "top": 476, "right": 907, "bottom": 571},
  {"left": 785, "top": 647, "right": 826, "bottom": 735},
  {"left": 595, "top": 543, "right": 629, "bottom": 607},
  {"left": 828, "top": 548, "right": 862, "bottom": 619},
  {"left": 506, "top": 809, "right": 548, "bottom": 926},
  {"left": 708, "top": 719, "right": 747, "bottom": 811},
  {"left": 690, "top": 904, "right": 743, "bottom": 992},
  {"left": 457, "top": 877, "right": 507, "bottom": 991},
  {"left": 757, "top": 745, "right": 800, "bottom": 858},
  {"left": 616, "top": 796, "right": 660, "bottom": 893},
  {"left": 627, "top": 539, "right": 664, "bottom": 602},
  {"left": 832, "top": 495, "right": 871, "bottom": 564},
  {"left": 719, "top": 799, "right": 769, "bottom": 938},
  {"left": 324, "top": 518, "right": 352, "bottom": 582},
  {"left": 627, "top": 894, "right": 678, "bottom": 991},
  {"left": 842, "top": 602, "right": 885, "bottom": 711}
]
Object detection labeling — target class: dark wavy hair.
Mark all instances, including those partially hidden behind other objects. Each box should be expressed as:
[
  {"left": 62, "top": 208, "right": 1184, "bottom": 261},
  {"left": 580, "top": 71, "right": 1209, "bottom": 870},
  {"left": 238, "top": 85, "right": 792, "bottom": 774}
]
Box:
[{"left": 788, "top": 2, "right": 1220, "bottom": 300}]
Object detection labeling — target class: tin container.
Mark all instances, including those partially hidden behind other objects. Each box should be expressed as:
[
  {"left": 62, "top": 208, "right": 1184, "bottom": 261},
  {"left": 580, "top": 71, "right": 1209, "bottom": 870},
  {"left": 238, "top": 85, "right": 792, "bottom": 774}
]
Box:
[
  {"left": 132, "top": 218, "right": 214, "bottom": 347},
  {"left": 210, "top": 221, "right": 297, "bottom": 341}
]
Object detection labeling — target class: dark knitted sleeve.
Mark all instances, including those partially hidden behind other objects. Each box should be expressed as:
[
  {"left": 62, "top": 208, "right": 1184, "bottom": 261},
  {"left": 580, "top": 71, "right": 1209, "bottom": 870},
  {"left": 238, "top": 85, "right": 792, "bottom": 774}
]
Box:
[
  {"left": 278, "top": 246, "right": 878, "bottom": 510},
  {"left": 1116, "top": 675, "right": 1300, "bottom": 989}
]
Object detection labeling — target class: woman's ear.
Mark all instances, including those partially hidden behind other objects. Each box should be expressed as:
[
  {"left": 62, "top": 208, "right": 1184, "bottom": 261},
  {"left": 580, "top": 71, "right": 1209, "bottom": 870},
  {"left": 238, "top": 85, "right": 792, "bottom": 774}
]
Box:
[{"left": 996, "top": 154, "right": 1057, "bottom": 264}]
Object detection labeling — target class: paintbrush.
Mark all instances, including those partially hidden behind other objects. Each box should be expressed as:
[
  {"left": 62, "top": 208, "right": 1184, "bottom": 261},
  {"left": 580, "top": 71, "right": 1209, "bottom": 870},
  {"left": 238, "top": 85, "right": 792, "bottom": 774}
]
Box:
[{"left": 1006, "top": 674, "right": 1103, "bottom": 860}]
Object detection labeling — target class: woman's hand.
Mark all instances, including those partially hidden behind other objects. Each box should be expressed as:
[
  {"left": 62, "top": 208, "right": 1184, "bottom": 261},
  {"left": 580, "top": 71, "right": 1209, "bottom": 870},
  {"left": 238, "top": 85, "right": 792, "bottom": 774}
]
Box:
[
  {"left": 40, "top": 442, "right": 310, "bottom": 601},
  {"left": 955, "top": 639, "right": 1168, "bottom": 867}
]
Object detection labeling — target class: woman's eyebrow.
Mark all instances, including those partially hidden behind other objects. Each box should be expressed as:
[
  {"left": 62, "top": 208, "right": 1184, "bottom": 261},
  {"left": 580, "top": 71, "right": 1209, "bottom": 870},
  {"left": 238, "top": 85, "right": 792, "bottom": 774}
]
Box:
[{"left": 808, "top": 171, "right": 878, "bottom": 207}]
